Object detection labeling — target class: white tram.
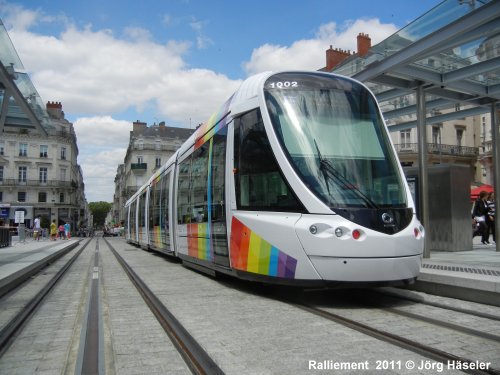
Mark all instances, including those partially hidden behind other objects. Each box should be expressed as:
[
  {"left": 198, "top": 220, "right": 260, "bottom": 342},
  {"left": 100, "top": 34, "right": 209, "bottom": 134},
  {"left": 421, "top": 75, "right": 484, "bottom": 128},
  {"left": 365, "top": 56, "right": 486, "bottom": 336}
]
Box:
[{"left": 125, "top": 71, "right": 424, "bottom": 286}]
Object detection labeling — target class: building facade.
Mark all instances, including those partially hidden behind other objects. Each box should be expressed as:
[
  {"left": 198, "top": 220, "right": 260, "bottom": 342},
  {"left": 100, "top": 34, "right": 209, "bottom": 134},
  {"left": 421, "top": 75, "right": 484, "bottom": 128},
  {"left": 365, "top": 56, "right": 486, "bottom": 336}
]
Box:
[
  {"left": 0, "top": 20, "right": 88, "bottom": 232},
  {"left": 0, "top": 101, "right": 88, "bottom": 231},
  {"left": 110, "top": 121, "right": 194, "bottom": 226}
]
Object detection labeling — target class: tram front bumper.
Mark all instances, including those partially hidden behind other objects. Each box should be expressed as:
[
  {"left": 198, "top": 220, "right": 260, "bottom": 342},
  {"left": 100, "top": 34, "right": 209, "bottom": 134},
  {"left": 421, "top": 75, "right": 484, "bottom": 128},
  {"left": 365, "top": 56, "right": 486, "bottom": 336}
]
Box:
[{"left": 309, "top": 254, "right": 422, "bottom": 282}]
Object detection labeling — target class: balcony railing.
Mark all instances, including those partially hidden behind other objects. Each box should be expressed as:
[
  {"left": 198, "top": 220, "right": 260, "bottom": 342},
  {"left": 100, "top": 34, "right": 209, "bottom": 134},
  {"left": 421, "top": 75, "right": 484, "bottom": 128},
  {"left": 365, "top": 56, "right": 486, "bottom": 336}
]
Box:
[
  {"left": 0, "top": 179, "right": 75, "bottom": 188},
  {"left": 130, "top": 163, "right": 147, "bottom": 171},
  {"left": 394, "top": 143, "right": 478, "bottom": 157}
]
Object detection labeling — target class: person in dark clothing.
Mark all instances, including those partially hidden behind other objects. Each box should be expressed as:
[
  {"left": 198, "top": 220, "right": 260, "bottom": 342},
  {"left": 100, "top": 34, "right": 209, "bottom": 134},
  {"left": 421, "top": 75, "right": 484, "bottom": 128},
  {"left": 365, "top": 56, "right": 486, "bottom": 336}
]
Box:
[
  {"left": 473, "top": 191, "right": 490, "bottom": 244},
  {"left": 487, "top": 191, "right": 496, "bottom": 243}
]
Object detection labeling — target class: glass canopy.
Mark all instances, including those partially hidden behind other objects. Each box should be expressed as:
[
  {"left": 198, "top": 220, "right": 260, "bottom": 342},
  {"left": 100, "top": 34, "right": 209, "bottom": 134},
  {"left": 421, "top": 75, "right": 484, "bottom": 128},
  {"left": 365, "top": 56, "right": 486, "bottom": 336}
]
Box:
[{"left": 331, "top": 0, "right": 500, "bottom": 129}]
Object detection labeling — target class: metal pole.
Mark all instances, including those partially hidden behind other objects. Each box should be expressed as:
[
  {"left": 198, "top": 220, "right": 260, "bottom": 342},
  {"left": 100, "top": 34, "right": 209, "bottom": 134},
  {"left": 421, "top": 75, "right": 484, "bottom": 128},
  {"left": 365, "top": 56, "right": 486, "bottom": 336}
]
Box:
[
  {"left": 491, "top": 102, "right": 500, "bottom": 252},
  {"left": 417, "top": 85, "right": 430, "bottom": 258}
]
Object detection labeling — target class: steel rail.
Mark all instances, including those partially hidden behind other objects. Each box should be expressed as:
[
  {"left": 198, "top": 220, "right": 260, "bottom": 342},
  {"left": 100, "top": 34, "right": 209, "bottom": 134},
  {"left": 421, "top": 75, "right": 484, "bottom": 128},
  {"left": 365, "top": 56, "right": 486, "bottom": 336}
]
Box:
[
  {"left": 373, "top": 289, "right": 500, "bottom": 322},
  {"left": 103, "top": 238, "right": 225, "bottom": 375},
  {"left": 291, "top": 302, "right": 500, "bottom": 375},
  {"left": 0, "top": 240, "right": 82, "bottom": 298},
  {"left": 0, "top": 238, "right": 91, "bottom": 357}
]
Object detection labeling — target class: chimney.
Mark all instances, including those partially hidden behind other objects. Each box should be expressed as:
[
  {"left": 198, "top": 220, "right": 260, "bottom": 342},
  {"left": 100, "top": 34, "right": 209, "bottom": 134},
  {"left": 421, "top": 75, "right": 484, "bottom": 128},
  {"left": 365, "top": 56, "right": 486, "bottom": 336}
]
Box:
[
  {"left": 133, "top": 120, "right": 147, "bottom": 134},
  {"left": 46, "top": 101, "right": 64, "bottom": 119},
  {"left": 357, "top": 33, "right": 371, "bottom": 57},
  {"left": 325, "top": 45, "right": 352, "bottom": 71}
]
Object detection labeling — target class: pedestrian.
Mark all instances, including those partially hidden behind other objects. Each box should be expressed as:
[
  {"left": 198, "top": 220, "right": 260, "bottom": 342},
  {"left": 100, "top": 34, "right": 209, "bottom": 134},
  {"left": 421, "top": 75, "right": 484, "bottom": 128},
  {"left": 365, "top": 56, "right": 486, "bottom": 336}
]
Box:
[
  {"left": 472, "top": 191, "right": 490, "bottom": 244},
  {"left": 58, "top": 223, "right": 66, "bottom": 240},
  {"left": 33, "top": 216, "right": 41, "bottom": 241},
  {"left": 64, "top": 222, "right": 71, "bottom": 240},
  {"left": 487, "top": 191, "right": 496, "bottom": 244},
  {"left": 50, "top": 219, "right": 57, "bottom": 241}
]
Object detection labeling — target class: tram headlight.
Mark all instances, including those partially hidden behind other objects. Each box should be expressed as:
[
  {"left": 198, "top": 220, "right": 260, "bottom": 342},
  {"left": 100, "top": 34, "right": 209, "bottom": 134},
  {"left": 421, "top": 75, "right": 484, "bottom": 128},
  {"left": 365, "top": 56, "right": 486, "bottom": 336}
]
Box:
[
  {"left": 334, "top": 228, "right": 343, "bottom": 237},
  {"left": 309, "top": 225, "right": 318, "bottom": 234}
]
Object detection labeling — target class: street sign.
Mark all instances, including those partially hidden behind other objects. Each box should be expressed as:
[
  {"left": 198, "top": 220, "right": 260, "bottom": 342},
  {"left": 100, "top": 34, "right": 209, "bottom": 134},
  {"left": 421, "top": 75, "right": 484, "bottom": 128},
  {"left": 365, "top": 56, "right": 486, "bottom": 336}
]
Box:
[{"left": 15, "top": 210, "right": 25, "bottom": 224}]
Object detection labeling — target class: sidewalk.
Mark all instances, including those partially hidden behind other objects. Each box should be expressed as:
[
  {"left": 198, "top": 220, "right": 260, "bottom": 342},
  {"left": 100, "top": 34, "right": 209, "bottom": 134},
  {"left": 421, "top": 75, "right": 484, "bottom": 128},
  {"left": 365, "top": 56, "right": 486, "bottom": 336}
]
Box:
[
  {"left": 411, "top": 237, "right": 500, "bottom": 306},
  {"left": 0, "top": 237, "right": 81, "bottom": 297}
]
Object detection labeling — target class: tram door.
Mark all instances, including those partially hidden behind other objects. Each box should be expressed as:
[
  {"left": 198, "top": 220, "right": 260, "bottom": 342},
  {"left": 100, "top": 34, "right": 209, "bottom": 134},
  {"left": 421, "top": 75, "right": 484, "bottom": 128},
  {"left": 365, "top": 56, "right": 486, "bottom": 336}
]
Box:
[
  {"left": 211, "top": 129, "right": 229, "bottom": 267},
  {"left": 176, "top": 128, "right": 229, "bottom": 267}
]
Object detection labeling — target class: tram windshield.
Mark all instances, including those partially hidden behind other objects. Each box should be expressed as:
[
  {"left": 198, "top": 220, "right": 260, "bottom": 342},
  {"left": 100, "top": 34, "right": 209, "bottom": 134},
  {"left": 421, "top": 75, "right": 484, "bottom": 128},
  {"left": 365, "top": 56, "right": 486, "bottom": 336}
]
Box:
[{"left": 264, "top": 72, "right": 407, "bottom": 209}]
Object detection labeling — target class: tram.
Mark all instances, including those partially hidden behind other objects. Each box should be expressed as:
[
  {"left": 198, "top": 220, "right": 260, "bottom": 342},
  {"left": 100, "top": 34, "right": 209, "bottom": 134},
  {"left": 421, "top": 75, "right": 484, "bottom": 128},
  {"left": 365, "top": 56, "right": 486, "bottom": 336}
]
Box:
[{"left": 125, "top": 71, "right": 424, "bottom": 286}]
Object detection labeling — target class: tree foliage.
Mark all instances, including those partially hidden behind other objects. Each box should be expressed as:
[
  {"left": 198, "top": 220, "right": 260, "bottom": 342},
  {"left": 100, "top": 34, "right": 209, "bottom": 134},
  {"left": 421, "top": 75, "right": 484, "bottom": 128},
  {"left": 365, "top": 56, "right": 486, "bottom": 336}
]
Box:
[{"left": 88, "top": 201, "right": 111, "bottom": 227}]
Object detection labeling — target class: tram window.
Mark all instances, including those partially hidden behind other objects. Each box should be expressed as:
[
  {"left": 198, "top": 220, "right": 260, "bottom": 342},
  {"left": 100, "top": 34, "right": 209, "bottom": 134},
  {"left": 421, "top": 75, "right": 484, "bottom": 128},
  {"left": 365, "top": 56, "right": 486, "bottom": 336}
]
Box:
[
  {"left": 149, "top": 182, "right": 158, "bottom": 231},
  {"left": 149, "top": 171, "right": 171, "bottom": 249},
  {"left": 162, "top": 172, "right": 171, "bottom": 249},
  {"left": 211, "top": 130, "right": 226, "bottom": 222},
  {"left": 212, "top": 129, "right": 229, "bottom": 261},
  {"left": 129, "top": 201, "right": 136, "bottom": 237},
  {"left": 138, "top": 192, "right": 147, "bottom": 227},
  {"left": 190, "top": 143, "right": 210, "bottom": 224},
  {"left": 177, "top": 157, "right": 192, "bottom": 224},
  {"left": 234, "top": 109, "right": 304, "bottom": 212}
]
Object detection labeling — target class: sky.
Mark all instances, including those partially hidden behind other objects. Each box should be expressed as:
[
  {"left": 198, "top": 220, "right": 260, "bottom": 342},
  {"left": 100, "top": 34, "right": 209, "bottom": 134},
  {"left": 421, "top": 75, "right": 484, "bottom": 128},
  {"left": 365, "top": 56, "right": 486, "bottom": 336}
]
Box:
[{"left": 0, "top": 0, "right": 441, "bottom": 203}]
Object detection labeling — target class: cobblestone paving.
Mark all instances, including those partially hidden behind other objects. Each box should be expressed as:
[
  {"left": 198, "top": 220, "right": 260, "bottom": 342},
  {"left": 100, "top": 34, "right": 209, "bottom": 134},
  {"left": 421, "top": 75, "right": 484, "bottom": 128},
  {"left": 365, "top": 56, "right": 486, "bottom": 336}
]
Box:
[
  {"left": 0, "top": 241, "right": 94, "bottom": 375},
  {"left": 108, "top": 238, "right": 467, "bottom": 375},
  {"left": 2, "top": 237, "right": 497, "bottom": 374},
  {"left": 100, "top": 241, "right": 191, "bottom": 375}
]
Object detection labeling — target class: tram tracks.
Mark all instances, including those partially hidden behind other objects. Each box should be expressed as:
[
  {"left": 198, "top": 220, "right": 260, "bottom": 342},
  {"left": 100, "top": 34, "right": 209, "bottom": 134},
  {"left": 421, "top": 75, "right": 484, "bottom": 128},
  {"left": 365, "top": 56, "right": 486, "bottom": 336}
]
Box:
[
  {"left": 281, "top": 288, "right": 500, "bottom": 375},
  {"left": 1, "top": 237, "right": 222, "bottom": 374},
  {"left": 102, "top": 237, "right": 225, "bottom": 375},
  {"left": 2, "top": 235, "right": 498, "bottom": 374},
  {"left": 0, "top": 238, "right": 91, "bottom": 357},
  {"left": 99, "top": 238, "right": 500, "bottom": 375}
]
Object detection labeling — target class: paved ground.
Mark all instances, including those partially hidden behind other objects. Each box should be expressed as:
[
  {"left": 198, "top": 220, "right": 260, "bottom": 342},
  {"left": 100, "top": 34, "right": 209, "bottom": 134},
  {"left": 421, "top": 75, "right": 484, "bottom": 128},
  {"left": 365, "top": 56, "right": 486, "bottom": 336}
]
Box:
[{"left": 0, "top": 236, "right": 499, "bottom": 374}]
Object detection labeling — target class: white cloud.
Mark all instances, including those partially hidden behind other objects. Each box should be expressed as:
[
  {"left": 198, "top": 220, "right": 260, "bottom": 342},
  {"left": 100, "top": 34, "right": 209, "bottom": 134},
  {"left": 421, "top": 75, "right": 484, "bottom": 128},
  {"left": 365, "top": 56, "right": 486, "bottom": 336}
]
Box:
[
  {"left": 243, "top": 18, "right": 398, "bottom": 75},
  {"left": 73, "top": 116, "right": 131, "bottom": 202},
  {"left": 1, "top": 3, "right": 400, "bottom": 203},
  {"left": 73, "top": 116, "right": 131, "bottom": 148}
]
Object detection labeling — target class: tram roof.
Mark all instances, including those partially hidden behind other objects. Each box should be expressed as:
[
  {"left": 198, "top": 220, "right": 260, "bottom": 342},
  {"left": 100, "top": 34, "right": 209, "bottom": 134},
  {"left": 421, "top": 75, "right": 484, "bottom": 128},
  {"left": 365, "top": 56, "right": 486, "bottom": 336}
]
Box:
[{"left": 327, "top": 0, "right": 500, "bottom": 131}]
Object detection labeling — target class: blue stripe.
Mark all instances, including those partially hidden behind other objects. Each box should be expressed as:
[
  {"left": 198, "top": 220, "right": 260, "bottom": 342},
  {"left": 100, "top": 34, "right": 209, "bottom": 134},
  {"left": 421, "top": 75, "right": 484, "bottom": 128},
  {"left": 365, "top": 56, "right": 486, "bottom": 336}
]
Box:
[{"left": 269, "top": 247, "right": 279, "bottom": 276}]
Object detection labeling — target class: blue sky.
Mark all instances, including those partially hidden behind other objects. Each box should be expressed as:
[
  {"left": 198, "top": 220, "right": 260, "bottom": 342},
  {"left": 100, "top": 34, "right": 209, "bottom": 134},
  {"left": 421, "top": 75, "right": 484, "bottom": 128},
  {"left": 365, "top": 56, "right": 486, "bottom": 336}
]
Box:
[{"left": 0, "top": 0, "right": 441, "bottom": 202}]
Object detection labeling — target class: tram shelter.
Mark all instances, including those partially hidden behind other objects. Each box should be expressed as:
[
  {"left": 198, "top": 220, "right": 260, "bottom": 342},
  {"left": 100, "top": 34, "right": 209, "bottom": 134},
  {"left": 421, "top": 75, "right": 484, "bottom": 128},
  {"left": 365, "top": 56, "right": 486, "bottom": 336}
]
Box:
[{"left": 327, "top": 0, "right": 500, "bottom": 256}]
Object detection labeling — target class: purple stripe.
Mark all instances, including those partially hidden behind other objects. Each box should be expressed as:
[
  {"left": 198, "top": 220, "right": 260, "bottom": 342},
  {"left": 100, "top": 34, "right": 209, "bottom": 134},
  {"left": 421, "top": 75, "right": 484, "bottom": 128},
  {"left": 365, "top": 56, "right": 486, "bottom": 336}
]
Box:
[
  {"left": 285, "top": 257, "right": 297, "bottom": 279},
  {"left": 277, "top": 252, "right": 287, "bottom": 277}
]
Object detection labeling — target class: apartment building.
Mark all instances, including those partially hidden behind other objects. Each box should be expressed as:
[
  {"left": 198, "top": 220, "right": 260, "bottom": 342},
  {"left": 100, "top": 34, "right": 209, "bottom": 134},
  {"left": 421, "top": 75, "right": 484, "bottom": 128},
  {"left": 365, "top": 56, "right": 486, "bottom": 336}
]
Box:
[
  {"left": 0, "top": 20, "right": 88, "bottom": 231},
  {"left": 0, "top": 101, "right": 88, "bottom": 230},
  {"left": 110, "top": 121, "right": 194, "bottom": 226}
]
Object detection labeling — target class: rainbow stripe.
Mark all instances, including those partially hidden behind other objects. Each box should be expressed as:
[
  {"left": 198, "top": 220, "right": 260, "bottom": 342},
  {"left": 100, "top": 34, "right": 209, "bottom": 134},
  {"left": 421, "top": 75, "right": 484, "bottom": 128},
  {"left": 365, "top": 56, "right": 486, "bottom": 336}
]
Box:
[
  {"left": 230, "top": 217, "right": 297, "bottom": 278},
  {"left": 151, "top": 226, "right": 162, "bottom": 248},
  {"left": 194, "top": 95, "right": 233, "bottom": 150},
  {"left": 187, "top": 223, "right": 212, "bottom": 260}
]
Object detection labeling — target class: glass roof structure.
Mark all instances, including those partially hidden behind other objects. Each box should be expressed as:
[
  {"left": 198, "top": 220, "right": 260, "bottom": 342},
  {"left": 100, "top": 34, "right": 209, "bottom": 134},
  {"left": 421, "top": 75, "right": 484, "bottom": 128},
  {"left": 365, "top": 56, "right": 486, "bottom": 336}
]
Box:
[
  {"left": 330, "top": 0, "right": 500, "bottom": 255},
  {"left": 332, "top": 0, "right": 500, "bottom": 131},
  {"left": 0, "top": 19, "right": 49, "bottom": 134}
]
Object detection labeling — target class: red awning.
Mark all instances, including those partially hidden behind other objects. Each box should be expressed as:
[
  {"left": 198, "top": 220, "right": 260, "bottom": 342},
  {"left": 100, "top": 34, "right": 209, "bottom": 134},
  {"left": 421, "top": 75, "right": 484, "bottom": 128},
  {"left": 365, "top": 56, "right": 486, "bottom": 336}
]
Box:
[{"left": 471, "top": 184, "right": 494, "bottom": 200}]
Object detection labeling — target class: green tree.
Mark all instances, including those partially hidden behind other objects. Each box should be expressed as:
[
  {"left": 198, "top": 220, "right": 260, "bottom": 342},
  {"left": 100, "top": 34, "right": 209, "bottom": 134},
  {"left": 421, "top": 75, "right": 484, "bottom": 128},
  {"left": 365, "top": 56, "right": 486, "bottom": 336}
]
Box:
[{"left": 88, "top": 201, "right": 112, "bottom": 228}]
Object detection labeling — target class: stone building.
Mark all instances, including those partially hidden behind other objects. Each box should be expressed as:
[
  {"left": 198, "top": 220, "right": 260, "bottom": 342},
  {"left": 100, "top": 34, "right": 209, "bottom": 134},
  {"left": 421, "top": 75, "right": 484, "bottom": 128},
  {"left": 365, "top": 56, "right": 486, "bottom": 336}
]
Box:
[
  {"left": 0, "top": 20, "right": 88, "bottom": 231},
  {"left": 110, "top": 121, "right": 194, "bottom": 226},
  {"left": 0, "top": 99, "right": 88, "bottom": 230}
]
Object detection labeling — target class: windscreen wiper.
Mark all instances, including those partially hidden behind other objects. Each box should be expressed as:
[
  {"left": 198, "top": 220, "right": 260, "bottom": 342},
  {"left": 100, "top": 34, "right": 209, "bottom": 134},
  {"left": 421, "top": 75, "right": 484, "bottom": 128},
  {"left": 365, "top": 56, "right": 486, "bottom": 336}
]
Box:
[{"left": 313, "top": 139, "right": 379, "bottom": 209}]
